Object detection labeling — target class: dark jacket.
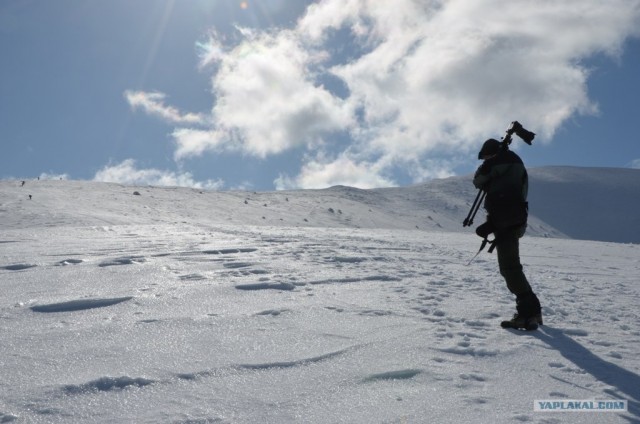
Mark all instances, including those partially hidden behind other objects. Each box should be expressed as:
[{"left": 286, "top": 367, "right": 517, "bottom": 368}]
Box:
[{"left": 473, "top": 149, "right": 528, "bottom": 229}]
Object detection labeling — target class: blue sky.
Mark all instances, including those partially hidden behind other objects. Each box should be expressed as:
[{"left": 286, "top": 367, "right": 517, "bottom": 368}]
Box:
[{"left": 1, "top": 0, "right": 639, "bottom": 190}]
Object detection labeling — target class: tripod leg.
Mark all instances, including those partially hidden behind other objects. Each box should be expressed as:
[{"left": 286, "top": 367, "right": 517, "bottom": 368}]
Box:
[
  {"left": 469, "top": 190, "right": 486, "bottom": 226},
  {"left": 463, "top": 190, "right": 482, "bottom": 226},
  {"left": 471, "top": 190, "right": 486, "bottom": 224},
  {"left": 463, "top": 189, "right": 485, "bottom": 227}
]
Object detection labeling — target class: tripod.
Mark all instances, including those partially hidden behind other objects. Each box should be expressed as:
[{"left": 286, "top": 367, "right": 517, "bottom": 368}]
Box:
[
  {"left": 463, "top": 188, "right": 486, "bottom": 227},
  {"left": 463, "top": 188, "right": 497, "bottom": 265}
]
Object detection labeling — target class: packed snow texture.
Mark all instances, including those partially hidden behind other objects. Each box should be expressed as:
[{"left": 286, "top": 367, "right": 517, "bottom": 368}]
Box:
[{"left": 0, "top": 166, "right": 639, "bottom": 423}]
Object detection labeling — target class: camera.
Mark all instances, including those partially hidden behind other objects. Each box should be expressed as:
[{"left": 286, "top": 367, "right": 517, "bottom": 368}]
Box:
[{"left": 506, "top": 121, "right": 535, "bottom": 145}]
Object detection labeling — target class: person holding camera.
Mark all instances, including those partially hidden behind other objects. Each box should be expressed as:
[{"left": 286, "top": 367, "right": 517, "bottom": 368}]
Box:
[{"left": 473, "top": 138, "right": 542, "bottom": 330}]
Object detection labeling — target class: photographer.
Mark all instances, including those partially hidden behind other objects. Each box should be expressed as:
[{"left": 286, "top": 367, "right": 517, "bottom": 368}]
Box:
[{"left": 473, "top": 138, "right": 542, "bottom": 330}]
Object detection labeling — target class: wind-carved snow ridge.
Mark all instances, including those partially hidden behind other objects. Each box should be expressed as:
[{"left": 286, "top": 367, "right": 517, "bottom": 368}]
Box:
[
  {"left": 62, "top": 376, "right": 156, "bottom": 395},
  {"left": 30, "top": 296, "right": 134, "bottom": 313},
  {"left": 1, "top": 263, "right": 36, "bottom": 271},
  {"left": 309, "top": 275, "right": 402, "bottom": 285},
  {"left": 172, "top": 348, "right": 354, "bottom": 382},
  {"left": 236, "top": 348, "right": 350, "bottom": 370},
  {"left": 174, "top": 370, "right": 218, "bottom": 381},
  {"left": 362, "top": 369, "right": 423, "bottom": 382},
  {"left": 254, "top": 308, "right": 291, "bottom": 316},
  {"left": 98, "top": 256, "right": 146, "bottom": 267}
]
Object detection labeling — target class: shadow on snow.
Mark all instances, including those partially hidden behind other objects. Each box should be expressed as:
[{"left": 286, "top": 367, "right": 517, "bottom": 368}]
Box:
[{"left": 534, "top": 326, "right": 640, "bottom": 422}]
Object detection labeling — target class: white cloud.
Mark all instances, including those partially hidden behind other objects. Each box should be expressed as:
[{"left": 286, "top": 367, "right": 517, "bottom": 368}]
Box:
[
  {"left": 201, "top": 29, "right": 354, "bottom": 158},
  {"left": 275, "top": 153, "right": 395, "bottom": 190},
  {"left": 127, "top": 0, "right": 640, "bottom": 188},
  {"left": 172, "top": 128, "right": 227, "bottom": 161},
  {"left": 39, "top": 172, "right": 69, "bottom": 181},
  {"left": 630, "top": 159, "right": 640, "bottom": 169},
  {"left": 313, "top": 0, "right": 628, "bottom": 152},
  {"left": 125, "top": 91, "right": 206, "bottom": 125},
  {"left": 197, "top": 31, "right": 226, "bottom": 67},
  {"left": 94, "top": 159, "right": 224, "bottom": 190}
]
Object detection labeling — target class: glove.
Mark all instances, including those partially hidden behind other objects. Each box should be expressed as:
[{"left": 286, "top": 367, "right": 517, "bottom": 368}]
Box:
[{"left": 476, "top": 221, "right": 495, "bottom": 239}]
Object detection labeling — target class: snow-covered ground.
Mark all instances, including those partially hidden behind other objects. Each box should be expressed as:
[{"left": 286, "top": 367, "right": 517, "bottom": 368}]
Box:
[{"left": 1, "top": 167, "right": 639, "bottom": 423}]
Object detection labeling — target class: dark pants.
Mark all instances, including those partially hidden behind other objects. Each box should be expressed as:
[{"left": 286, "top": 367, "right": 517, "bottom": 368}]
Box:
[{"left": 496, "top": 225, "right": 532, "bottom": 297}]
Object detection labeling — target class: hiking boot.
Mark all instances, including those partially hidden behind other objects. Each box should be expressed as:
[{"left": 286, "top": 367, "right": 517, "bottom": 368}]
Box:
[
  {"left": 516, "top": 291, "right": 542, "bottom": 319},
  {"left": 500, "top": 313, "right": 543, "bottom": 330}
]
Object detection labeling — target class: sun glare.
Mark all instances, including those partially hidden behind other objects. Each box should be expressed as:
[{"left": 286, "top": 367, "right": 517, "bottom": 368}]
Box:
[{"left": 240, "top": 1, "right": 249, "bottom": 9}]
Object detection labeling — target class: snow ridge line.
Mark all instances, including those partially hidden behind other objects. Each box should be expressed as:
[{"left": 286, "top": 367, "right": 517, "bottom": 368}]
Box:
[
  {"left": 236, "top": 348, "right": 350, "bottom": 370},
  {"left": 61, "top": 348, "right": 357, "bottom": 396}
]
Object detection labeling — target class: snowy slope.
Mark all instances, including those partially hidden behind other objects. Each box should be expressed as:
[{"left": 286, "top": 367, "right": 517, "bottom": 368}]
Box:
[
  {"left": 3, "top": 166, "right": 639, "bottom": 242},
  {"left": 1, "top": 167, "right": 639, "bottom": 423}
]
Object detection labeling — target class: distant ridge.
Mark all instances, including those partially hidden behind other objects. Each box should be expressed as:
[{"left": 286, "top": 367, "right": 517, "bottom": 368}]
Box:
[
  {"left": 527, "top": 166, "right": 640, "bottom": 244},
  {"left": 391, "top": 166, "right": 640, "bottom": 244},
  {"left": 1, "top": 166, "right": 638, "bottom": 244}
]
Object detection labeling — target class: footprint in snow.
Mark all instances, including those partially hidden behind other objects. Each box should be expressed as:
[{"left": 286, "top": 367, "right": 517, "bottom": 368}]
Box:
[
  {"left": 223, "top": 262, "right": 253, "bottom": 269},
  {"left": 464, "top": 320, "right": 490, "bottom": 328},
  {"left": 464, "top": 397, "right": 491, "bottom": 405},
  {"left": 235, "top": 282, "right": 296, "bottom": 291},
  {"left": 459, "top": 373, "right": 487, "bottom": 382},
  {"left": 325, "top": 306, "right": 345, "bottom": 313},
  {"left": 560, "top": 328, "right": 589, "bottom": 337},
  {"left": 98, "top": 256, "right": 146, "bottom": 267},
  {"left": 56, "top": 259, "right": 83, "bottom": 266},
  {"left": 254, "top": 308, "right": 290, "bottom": 316},
  {"left": 359, "top": 309, "right": 394, "bottom": 317},
  {"left": 179, "top": 273, "right": 207, "bottom": 281},
  {"left": 203, "top": 248, "right": 258, "bottom": 255},
  {"left": 438, "top": 345, "right": 499, "bottom": 357}
]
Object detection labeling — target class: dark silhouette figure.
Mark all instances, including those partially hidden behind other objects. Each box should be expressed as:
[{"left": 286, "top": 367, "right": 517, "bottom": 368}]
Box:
[{"left": 473, "top": 138, "right": 542, "bottom": 330}]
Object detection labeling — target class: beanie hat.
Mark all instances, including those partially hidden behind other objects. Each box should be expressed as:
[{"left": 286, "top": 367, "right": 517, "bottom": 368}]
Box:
[{"left": 478, "top": 138, "right": 501, "bottom": 159}]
